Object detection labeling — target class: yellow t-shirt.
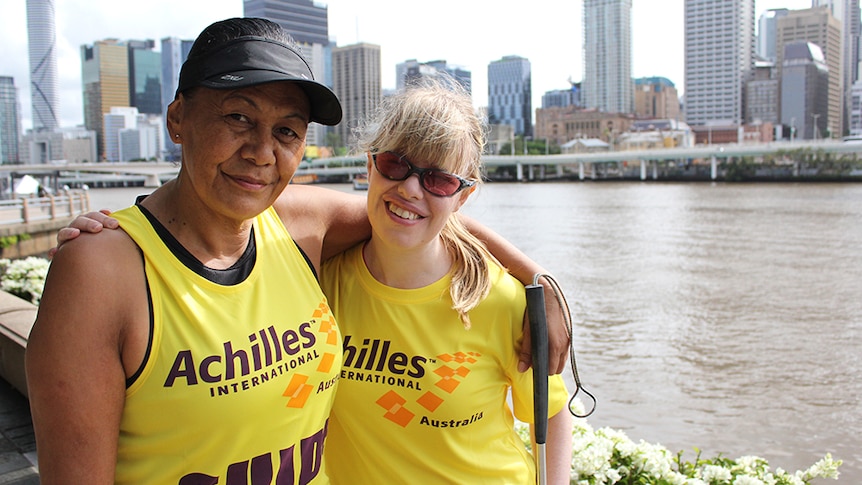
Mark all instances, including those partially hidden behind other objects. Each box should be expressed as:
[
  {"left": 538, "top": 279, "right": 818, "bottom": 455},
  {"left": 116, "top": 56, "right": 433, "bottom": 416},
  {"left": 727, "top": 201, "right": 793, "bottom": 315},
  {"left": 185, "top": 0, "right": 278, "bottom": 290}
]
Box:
[
  {"left": 112, "top": 205, "right": 342, "bottom": 484},
  {"left": 321, "top": 243, "right": 568, "bottom": 484}
]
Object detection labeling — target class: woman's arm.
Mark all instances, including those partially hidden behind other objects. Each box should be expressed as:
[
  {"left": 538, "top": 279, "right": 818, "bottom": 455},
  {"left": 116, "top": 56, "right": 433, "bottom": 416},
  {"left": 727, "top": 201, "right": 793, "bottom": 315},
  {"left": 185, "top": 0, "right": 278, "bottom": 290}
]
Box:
[
  {"left": 26, "top": 232, "right": 143, "bottom": 484},
  {"left": 542, "top": 409, "right": 574, "bottom": 485},
  {"left": 47, "top": 209, "right": 118, "bottom": 258},
  {"left": 271, "top": 185, "right": 370, "bottom": 275},
  {"left": 461, "top": 214, "right": 571, "bottom": 374}
]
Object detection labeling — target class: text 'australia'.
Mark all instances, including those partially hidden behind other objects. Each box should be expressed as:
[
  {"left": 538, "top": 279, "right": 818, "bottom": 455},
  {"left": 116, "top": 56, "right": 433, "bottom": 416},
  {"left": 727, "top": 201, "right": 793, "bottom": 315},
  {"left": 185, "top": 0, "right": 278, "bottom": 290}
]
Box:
[{"left": 420, "top": 412, "right": 484, "bottom": 428}]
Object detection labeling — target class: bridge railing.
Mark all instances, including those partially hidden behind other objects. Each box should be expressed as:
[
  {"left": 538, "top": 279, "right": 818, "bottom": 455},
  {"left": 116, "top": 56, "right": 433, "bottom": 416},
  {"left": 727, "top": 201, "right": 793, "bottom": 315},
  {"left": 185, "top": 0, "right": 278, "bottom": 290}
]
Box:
[{"left": 0, "top": 191, "right": 91, "bottom": 225}]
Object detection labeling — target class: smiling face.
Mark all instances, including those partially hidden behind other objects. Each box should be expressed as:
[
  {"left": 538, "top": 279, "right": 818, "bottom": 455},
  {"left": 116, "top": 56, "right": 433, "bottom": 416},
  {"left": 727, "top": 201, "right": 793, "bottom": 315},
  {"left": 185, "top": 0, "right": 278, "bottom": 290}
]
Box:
[
  {"left": 365, "top": 152, "right": 473, "bottom": 256},
  {"left": 167, "top": 82, "right": 310, "bottom": 224}
]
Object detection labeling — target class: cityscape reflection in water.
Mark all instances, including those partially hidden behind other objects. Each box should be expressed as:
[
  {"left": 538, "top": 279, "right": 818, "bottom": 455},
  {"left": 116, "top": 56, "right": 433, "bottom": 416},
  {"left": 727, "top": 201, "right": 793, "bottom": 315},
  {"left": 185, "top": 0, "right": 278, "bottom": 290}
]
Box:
[{"left": 90, "top": 182, "right": 861, "bottom": 482}]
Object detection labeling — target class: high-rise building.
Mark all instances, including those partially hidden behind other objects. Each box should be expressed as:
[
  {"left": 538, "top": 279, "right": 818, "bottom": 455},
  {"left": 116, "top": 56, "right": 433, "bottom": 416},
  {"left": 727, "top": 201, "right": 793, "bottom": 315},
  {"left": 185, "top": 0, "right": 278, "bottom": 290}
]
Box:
[
  {"left": 117, "top": 113, "right": 160, "bottom": 162},
  {"left": 127, "top": 40, "right": 162, "bottom": 116},
  {"left": 746, "top": 61, "right": 780, "bottom": 125},
  {"left": 812, "top": 0, "right": 861, "bottom": 137},
  {"left": 160, "top": 38, "right": 193, "bottom": 108},
  {"left": 81, "top": 39, "right": 130, "bottom": 160},
  {"left": 422, "top": 61, "right": 471, "bottom": 93},
  {"left": 582, "top": 0, "right": 633, "bottom": 114},
  {"left": 684, "top": 0, "right": 755, "bottom": 127},
  {"left": 542, "top": 86, "right": 580, "bottom": 109},
  {"left": 757, "top": 9, "right": 790, "bottom": 62},
  {"left": 849, "top": 81, "right": 862, "bottom": 135},
  {"left": 395, "top": 59, "right": 472, "bottom": 93},
  {"left": 813, "top": 0, "right": 861, "bottom": 87},
  {"left": 244, "top": 0, "right": 329, "bottom": 46},
  {"left": 332, "top": 43, "right": 381, "bottom": 149},
  {"left": 20, "top": 126, "right": 96, "bottom": 164},
  {"left": 396, "top": 60, "right": 436, "bottom": 91},
  {"left": 488, "top": 55, "right": 532, "bottom": 137},
  {"left": 244, "top": 0, "right": 334, "bottom": 147},
  {"left": 0, "top": 77, "right": 21, "bottom": 164},
  {"left": 777, "top": 7, "right": 842, "bottom": 137},
  {"left": 781, "top": 42, "right": 830, "bottom": 139},
  {"left": 633, "top": 77, "right": 681, "bottom": 120},
  {"left": 160, "top": 37, "right": 194, "bottom": 161},
  {"left": 26, "top": 0, "right": 59, "bottom": 131},
  {"left": 103, "top": 106, "right": 139, "bottom": 162}
]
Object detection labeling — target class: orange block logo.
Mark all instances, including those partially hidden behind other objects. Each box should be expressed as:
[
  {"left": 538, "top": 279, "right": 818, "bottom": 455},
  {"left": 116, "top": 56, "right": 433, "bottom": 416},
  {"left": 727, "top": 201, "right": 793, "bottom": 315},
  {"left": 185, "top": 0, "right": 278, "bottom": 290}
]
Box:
[
  {"left": 433, "top": 364, "right": 464, "bottom": 393},
  {"left": 315, "top": 301, "right": 340, "bottom": 345},
  {"left": 312, "top": 302, "right": 329, "bottom": 319},
  {"left": 416, "top": 391, "right": 444, "bottom": 412},
  {"left": 283, "top": 374, "right": 312, "bottom": 408},
  {"left": 376, "top": 390, "right": 414, "bottom": 427},
  {"left": 323, "top": 321, "right": 339, "bottom": 345},
  {"left": 317, "top": 352, "right": 336, "bottom": 373},
  {"left": 451, "top": 351, "right": 478, "bottom": 364}
]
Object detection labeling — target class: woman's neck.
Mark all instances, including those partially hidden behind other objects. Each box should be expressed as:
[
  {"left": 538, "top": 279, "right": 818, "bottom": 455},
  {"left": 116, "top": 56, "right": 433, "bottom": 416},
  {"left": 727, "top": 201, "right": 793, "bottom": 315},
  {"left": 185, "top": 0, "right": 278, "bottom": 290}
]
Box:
[
  {"left": 140, "top": 179, "right": 253, "bottom": 269},
  {"left": 362, "top": 237, "right": 452, "bottom": 289}
]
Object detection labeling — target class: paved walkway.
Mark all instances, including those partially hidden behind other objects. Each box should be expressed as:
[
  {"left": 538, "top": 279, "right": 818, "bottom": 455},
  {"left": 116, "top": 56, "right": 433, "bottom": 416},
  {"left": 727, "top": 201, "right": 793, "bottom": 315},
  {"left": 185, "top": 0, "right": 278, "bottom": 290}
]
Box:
[{"left": 0, "top": 379, "right": 37, "bottom": 484}]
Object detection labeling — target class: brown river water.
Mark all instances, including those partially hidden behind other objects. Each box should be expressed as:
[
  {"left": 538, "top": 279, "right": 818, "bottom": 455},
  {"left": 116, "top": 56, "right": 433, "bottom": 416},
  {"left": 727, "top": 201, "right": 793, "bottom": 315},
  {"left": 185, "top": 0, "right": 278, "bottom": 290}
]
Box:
[{"left": 90, "top": 182, "right": 861, "bottom": 483}]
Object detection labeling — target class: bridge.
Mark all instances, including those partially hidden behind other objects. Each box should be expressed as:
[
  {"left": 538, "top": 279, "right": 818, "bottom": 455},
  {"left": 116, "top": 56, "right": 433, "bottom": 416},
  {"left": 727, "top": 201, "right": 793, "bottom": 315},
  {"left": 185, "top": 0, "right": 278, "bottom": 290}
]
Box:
[
  {"left": 2, "top": 140, "right": 861, "bottom": 188},
  {"left": 0, "top": 161, "right": 179, "bottom": 190},
  {"left": 298, "top": 139, "right": 862, "bottom": 181}
]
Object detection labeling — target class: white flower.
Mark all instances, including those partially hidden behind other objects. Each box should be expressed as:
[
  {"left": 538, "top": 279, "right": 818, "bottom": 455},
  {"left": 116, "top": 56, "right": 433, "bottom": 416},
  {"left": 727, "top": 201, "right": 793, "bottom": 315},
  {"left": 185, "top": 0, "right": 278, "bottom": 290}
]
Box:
[
  {"left": 800, "top": 453, "right": 841, "bottom": 480},
  {"left": 514, "top": 413, "right": 841, "bottom": 485},
  {"left": 781, "top": 475, "right": 805, "bottom": 485},
  {"left": 0, "top": 256, "right": 50, "bottom": 305},
  {"left": 702, "top": 464, "right": 732, "bottom": 482},
  {"left": 732, "top": 476, "right": 766, "bottom": 485}
]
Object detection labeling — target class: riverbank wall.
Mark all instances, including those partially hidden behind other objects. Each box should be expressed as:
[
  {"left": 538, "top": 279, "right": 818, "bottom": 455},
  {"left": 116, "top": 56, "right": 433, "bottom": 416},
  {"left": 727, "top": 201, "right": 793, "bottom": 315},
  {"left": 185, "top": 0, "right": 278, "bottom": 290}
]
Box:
[
  {"left": 0, "top": 291, "right": 39, "bottom": 482},
  {"left": 0, "top": 291, "right": 33, "bottom": 399}
]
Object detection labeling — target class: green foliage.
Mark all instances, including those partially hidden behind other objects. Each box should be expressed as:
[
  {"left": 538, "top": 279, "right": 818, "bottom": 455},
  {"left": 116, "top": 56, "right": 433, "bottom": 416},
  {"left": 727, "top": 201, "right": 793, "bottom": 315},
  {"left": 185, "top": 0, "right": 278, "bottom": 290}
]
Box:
[
  {"left": 0, "top": 257, "right": 50, "bottom": 305},
  {"left": 496, "top": 137, "right": 561, "bottom": 155},
  {"left": 0, "top": 234, "right": 32, "bottom": 249},
  {"left": 0, "top": 236, "right": 19, "bottom": 249},
  {"left": 722, "top": 157, "right": 757, "bottom": 182}
]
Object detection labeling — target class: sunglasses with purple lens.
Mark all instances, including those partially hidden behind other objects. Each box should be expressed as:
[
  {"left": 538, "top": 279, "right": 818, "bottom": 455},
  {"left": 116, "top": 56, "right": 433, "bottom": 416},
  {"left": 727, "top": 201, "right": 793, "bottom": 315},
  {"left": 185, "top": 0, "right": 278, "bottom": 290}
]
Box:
[{"left": 371, "top": 151, "right": 475, "bottom": 197}]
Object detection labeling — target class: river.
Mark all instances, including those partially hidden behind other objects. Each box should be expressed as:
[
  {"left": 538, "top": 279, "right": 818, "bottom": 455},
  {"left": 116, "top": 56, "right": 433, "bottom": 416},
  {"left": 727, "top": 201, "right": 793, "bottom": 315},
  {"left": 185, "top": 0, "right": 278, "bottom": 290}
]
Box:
[{"left": 88, "top": 181, "right": 861, "bottom": 483}]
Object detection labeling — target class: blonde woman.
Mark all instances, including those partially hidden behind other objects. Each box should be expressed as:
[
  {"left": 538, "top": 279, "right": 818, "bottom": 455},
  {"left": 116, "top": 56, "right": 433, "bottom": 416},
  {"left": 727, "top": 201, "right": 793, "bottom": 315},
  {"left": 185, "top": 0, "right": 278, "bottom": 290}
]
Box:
[{"left": 321, "top": 79, "right": 573, "bottom": 484}]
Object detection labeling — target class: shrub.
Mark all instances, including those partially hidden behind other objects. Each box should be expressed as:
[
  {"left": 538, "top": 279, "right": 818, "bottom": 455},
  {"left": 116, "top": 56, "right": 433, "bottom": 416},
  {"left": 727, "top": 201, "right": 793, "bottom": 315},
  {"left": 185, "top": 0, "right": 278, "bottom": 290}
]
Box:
[
  {"left": 516, "top": 400, "right": 841, "bottom": 485},
  {"left": 0, "top": 257, "right": 50, "bottom": 305}
]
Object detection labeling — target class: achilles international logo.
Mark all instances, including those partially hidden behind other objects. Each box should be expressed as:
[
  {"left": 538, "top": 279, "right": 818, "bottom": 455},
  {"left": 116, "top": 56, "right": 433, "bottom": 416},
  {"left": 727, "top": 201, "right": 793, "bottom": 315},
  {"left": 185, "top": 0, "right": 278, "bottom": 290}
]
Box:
[
  {"left": 162, "top": 299, "right": 340, "bottom": 407},
  {"left": 376, "top": 351, "right": 482, "bottom": 428}
]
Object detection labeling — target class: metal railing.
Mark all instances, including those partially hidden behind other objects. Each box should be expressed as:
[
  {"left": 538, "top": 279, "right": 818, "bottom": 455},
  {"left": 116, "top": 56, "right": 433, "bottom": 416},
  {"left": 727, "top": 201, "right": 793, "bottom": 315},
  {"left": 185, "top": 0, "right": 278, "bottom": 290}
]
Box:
[{"left": 0, "top": 191, "right": 91, "bottom": 225}]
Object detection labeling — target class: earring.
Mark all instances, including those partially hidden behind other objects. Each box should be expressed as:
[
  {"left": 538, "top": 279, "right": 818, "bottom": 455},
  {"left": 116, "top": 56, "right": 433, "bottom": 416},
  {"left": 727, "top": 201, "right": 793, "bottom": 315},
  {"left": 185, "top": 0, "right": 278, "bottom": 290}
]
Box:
[{"left": 174, "top": 134, "right": 180, "bottom": 139}]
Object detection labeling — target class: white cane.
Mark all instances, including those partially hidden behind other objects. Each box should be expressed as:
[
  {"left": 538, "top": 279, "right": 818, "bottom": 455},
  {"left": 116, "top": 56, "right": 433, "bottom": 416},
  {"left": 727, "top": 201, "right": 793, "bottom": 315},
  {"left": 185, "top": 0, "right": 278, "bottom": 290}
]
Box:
[{"left": 525, "top": 280, "right": 549, "bottom": 485}]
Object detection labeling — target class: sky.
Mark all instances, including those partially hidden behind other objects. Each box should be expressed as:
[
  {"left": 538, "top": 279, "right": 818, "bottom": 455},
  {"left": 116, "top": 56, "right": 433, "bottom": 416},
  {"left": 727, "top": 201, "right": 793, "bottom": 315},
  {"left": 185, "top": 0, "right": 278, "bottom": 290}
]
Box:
[{"left": 2, "top": 0, "right": 813, "bottom": 131}]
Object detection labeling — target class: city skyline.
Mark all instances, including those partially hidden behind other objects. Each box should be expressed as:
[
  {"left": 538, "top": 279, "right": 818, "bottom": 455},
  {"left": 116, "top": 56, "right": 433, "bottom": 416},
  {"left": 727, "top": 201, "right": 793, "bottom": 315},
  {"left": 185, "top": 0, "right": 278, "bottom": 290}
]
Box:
[{"left": 3, "top": 0, "right": 811, "bottom": 131}]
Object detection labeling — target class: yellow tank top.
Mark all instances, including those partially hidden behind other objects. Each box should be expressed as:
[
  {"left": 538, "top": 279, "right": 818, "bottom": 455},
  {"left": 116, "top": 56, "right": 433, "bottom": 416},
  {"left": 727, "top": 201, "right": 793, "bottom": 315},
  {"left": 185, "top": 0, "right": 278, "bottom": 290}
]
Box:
[{"left": 112, "top": 205, "right": 341, "bottom": 485}]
